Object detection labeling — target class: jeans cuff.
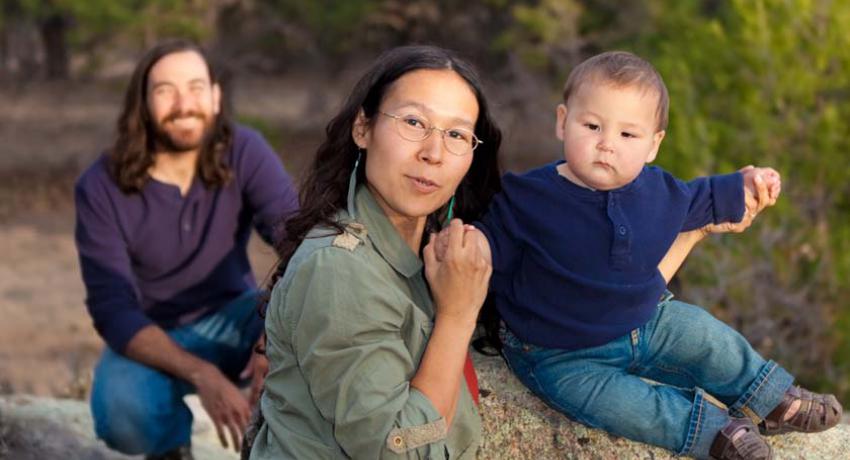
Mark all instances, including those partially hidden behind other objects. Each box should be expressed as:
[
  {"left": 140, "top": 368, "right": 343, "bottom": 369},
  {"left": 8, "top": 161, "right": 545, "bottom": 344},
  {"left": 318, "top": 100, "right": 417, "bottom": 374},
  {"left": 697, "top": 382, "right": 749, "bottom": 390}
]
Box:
[
  {"left": 728, "top": 360, "right": 794, "bottom": 422},
  {"left": 679, "top": 388, "right": 729, "bottom": 459}
]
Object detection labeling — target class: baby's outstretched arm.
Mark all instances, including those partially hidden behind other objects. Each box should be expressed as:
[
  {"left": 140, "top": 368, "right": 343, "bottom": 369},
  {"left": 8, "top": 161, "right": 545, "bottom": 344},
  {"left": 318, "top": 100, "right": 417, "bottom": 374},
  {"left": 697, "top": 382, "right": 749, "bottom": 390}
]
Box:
[{"left": 659, "top": 165, "right": 779, "bottom": 282}]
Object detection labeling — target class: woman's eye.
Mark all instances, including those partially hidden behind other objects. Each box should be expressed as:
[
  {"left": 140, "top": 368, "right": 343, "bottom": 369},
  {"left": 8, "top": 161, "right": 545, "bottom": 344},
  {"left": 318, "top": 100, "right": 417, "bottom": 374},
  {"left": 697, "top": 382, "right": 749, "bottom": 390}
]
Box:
[
  {"left": 403, "top": 116, "right": 427, "bottom": 129},
  {"left": 447, "top": 130, "right": 471, "bottom": 142}
]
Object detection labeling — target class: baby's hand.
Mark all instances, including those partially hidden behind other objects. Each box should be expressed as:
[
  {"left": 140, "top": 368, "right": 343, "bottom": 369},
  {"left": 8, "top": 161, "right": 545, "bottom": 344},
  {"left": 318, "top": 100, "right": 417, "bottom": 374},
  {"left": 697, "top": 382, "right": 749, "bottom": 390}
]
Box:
[
  {"left": 741, "top": 165, "right": 781, "bottom": 206},
  {"left": 433, "top": 224, "right": 481, "bottom": 262}
]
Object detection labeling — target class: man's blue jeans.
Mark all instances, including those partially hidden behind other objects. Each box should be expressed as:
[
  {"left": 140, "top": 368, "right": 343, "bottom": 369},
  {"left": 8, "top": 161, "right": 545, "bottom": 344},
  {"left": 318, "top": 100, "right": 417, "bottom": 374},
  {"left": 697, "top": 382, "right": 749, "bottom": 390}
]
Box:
[
  {"left": 500, "top": 294, "right": 794, "bottom": 460},
  {"left": 90, "top": 290, "right": 264, "bottom": 456}
]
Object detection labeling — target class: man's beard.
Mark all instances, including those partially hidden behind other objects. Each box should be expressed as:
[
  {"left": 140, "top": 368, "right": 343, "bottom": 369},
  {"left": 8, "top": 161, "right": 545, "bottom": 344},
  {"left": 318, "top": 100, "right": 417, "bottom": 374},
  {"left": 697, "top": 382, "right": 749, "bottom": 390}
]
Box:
[{"left": 151, "top": 110, "right": 214, "bottom": 153}]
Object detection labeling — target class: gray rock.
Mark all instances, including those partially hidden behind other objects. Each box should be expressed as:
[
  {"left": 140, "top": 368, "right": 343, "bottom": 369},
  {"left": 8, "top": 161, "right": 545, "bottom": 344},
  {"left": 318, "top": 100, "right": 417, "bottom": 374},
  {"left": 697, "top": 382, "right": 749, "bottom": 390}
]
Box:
[
  {"left": 0, "top": 395, "right": 237, "bottom": 460},
  {"left": 2, "top": 360, "right": 848, "bottom": 459},
  {"left": 474, "top": 353, "right": 850, "bottom": 459}
]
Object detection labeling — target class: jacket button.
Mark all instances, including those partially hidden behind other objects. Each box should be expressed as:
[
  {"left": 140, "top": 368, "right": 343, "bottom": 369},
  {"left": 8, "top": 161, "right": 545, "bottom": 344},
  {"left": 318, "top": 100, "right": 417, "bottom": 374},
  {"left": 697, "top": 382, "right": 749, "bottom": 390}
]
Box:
[
  {"left": 618, "top": 225, "right": 627, "bottom": 236},
  {"left": 392, "top": 436, "right": 404, "bottom": 447}
]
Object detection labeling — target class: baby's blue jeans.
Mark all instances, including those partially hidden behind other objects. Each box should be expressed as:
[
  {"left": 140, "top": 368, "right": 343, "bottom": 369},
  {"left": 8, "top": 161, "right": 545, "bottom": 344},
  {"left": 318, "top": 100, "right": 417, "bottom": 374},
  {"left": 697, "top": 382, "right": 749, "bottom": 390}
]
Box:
[
  {"left": 500, "top": 293, "right": 794, "bottom": 460},
  {"left": 90, "top": 290, "right": 264, "bottom": 455}
]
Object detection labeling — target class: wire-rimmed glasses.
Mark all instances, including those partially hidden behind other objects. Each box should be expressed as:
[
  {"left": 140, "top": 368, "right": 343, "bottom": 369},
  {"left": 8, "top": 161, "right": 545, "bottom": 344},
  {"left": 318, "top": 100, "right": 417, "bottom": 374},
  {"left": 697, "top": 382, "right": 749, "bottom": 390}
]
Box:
[{"left": 379, "top": 111, "right": 482, "bottom": 156}]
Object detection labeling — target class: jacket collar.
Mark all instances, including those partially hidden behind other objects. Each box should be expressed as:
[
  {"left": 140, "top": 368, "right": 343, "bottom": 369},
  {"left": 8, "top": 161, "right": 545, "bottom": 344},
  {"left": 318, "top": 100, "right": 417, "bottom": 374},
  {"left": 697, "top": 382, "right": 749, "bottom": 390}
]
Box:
[{"left": 349, "top": 182, "right": 423, "bottom": 279}]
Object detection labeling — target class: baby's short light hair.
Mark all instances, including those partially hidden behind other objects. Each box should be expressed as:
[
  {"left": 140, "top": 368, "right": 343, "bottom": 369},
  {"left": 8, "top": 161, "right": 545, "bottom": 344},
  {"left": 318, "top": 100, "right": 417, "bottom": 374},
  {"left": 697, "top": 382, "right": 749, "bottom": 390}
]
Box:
[{"left": 562, "top": 51, "right": 669, "bottom": 131}]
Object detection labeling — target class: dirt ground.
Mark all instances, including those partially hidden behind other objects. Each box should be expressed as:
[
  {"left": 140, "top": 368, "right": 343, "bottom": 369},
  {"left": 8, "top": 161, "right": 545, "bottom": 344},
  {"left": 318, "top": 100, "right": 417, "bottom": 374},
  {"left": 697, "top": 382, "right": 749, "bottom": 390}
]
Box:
[{"left": 0, "top": 76, "right": 318, "bottom": 398}]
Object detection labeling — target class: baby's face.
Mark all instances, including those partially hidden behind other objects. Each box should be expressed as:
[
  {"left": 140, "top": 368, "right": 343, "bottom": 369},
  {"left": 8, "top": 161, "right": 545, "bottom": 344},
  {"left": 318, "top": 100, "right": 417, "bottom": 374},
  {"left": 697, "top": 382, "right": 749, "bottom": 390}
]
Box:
[{"left": 556, "top": 82, "right": 665, "bottom": 191}]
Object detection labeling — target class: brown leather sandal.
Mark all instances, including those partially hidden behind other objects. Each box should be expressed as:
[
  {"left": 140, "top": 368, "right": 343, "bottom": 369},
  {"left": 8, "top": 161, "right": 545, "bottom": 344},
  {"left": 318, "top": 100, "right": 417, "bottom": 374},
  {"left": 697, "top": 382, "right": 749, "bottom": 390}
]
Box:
[
  {"left": 759, "top": 385, "right": 843, "bottom": 436},
  {"left": 709, "top": 417, "right": 773, "bottom": 460}
]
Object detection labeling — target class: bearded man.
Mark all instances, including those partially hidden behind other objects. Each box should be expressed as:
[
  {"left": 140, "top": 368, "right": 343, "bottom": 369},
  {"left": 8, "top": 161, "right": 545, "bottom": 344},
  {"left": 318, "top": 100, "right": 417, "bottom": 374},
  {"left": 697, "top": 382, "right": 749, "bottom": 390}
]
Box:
[{"left": 74, "top": 40, "right": 297, "bottom": 460}]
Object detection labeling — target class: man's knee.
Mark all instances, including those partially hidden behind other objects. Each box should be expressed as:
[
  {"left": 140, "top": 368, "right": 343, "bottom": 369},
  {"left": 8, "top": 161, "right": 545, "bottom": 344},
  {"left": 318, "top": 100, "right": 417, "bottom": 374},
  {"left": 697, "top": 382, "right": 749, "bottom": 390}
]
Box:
[
  {"left": 91, "top": 387, "right": 192, "bottom": 455},
  {"left": 90, "top": 351, "right": 192, "bottom": 454}
]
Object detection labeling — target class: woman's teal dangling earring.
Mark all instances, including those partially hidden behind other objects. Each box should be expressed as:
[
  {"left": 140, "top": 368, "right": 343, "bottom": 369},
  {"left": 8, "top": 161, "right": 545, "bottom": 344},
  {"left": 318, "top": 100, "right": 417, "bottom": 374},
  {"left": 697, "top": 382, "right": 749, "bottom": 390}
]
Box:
[
  {"left": 354, "top": 148, "right": 362, "bottom": 172},
  {"left": 444, "top": 195, "right": 456, "bottom": 226},
  {"left": 347, "top": 148, "right": 364, "bottom": 218}
]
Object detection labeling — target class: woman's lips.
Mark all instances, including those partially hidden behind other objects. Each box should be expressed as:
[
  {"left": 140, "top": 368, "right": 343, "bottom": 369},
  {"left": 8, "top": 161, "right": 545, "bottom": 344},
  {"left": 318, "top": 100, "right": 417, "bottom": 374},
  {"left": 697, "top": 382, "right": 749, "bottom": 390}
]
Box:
[{"left": 406, "top": 175, "right": 440, "bottom": 193}]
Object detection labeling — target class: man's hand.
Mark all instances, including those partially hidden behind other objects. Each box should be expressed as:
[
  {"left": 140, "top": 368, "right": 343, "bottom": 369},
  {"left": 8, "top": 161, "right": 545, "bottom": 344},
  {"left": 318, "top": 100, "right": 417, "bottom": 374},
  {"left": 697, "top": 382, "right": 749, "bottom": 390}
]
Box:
[
  {"left": 192, "top": 363, "right": 251, "bottom": 452},
  {"left": 239, "top": 334, "right": 269, "bottom": 406},
  {"left": 123, "top": 325, "right": 252, "bottom": 453}
]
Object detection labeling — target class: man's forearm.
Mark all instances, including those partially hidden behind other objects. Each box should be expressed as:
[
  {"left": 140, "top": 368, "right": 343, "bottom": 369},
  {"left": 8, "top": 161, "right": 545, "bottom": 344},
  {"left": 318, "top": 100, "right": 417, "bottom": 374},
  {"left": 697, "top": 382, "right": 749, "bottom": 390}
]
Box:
[
  {"left": 658, "top": 229, "right": 707, "bottom": 283},
  {"left": 123, "top": 324, "right": 213, "bottom": 386}
]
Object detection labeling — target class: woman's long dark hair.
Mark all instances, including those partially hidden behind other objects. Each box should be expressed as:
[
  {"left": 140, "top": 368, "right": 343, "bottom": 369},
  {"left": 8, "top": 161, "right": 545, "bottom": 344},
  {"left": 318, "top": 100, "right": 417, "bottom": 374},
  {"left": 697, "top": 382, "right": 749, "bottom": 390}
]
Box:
[
  {"left": 108, "top": 39, "right": 234, "bottom": 193},
  {"left": 270, "top": 45, "right": 503, "bottom": 288}
]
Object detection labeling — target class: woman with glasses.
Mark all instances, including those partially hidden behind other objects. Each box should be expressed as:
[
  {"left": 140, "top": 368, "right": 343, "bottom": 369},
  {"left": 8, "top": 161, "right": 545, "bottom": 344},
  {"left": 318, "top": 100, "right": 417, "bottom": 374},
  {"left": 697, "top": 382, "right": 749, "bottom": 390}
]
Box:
[{"left": 248, "top": 45, "right": 501, "bottom": 459}]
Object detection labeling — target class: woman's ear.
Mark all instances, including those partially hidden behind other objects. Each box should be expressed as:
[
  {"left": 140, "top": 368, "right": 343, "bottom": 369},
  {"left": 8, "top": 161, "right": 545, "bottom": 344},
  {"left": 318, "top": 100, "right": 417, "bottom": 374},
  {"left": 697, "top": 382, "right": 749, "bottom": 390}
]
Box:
[{"left": 352, "top": 108, "right": 370, "bottom": 149}]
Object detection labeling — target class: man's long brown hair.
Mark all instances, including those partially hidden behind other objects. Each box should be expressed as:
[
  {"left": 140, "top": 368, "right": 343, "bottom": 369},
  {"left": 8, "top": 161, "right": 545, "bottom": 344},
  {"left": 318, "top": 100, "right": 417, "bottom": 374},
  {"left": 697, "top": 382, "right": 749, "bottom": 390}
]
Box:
[{"left": 109, "top": 39, "right": 234, "bottom": 194}]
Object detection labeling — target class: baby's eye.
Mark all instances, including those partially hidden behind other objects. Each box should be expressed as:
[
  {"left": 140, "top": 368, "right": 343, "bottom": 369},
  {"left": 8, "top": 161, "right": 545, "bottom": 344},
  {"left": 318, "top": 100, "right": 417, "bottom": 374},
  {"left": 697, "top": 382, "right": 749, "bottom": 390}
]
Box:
[
  {"left": 584, "top": 123, "right": 600, "bottom": 132},
  {"left": 621, "top": 131, "right": 637, "bottom": 138}
]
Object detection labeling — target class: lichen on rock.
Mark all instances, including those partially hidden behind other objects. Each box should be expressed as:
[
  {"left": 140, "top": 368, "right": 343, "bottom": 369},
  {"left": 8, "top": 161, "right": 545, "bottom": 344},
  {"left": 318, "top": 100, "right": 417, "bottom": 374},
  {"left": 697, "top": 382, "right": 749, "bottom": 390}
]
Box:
[{"left": 473, "top": 353, "right": 850, "bottom": 459}]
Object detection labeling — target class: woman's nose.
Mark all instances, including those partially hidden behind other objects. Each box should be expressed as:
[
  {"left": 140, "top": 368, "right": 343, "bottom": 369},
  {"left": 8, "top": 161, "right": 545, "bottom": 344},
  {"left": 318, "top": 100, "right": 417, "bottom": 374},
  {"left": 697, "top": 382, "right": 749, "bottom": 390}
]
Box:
[{"left": 418, "top": 130, "right": 445, "bottom": 163}]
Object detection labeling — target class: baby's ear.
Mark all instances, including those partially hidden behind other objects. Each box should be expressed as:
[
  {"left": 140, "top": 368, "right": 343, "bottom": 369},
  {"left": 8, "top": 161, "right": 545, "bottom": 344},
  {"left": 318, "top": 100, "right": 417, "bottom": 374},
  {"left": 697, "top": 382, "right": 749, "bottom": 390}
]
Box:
[
  {"left": 646, "top": 129, "right": 666, "bottom": 163},
  {"left": 555, "top": 104, "right": 568, "bottom": 141}
]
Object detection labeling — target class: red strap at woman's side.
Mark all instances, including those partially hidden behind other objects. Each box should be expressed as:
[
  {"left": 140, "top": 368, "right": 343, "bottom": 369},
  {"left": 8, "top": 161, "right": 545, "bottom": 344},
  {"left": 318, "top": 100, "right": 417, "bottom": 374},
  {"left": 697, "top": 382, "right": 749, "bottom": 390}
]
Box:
[{"left": 463, "top": 352, "right": 479, "bottom": 405}]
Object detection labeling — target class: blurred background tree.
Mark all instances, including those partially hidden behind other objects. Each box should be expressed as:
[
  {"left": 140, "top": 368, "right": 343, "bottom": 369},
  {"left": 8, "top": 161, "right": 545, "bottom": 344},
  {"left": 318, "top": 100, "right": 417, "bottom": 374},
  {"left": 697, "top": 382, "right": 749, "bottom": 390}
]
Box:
[
  {"left": 1, "top": 0, "right": 847, "bottom": 402},
  {"left": 1, "top": 0, "right": 219, "bottom": 79},
  {"left": 641, "top": 0, "right": 850, "bottom": 399}
]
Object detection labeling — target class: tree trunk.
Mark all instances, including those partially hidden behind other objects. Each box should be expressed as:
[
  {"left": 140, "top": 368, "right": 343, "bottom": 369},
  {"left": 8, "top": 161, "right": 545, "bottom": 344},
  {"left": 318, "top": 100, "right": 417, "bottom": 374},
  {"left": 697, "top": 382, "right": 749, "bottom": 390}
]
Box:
[{"left": 40, "top": 13, "right": 69, "bottom": 80}]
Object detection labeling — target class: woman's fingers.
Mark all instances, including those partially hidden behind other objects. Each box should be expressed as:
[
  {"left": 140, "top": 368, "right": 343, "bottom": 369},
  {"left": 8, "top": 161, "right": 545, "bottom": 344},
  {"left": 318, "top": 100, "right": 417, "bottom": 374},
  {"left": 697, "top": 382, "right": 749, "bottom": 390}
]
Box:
[
  {"left": 423, "top": 235, "right": 436, "bottom": 259},
  {"left": 446, "top": 219, "right": 465, "bottom": 253}
]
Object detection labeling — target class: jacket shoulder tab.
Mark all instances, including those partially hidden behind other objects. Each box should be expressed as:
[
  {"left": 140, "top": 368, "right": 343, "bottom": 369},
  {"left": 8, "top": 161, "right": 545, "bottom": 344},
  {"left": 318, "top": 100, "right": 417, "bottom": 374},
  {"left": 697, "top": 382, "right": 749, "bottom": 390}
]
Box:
[{"left": 331, "top": 221, "right": 368, "bottom": 252}]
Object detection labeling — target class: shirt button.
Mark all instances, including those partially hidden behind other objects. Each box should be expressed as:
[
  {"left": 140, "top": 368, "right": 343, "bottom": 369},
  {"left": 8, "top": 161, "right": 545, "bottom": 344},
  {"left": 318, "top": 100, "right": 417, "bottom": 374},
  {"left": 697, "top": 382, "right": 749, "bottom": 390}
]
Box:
[
  {"left": 618, "top": 225, "right": 627, "bottom": 236},
  {"left": 392, "top": 436, "right": 404, "bottom": 448}
]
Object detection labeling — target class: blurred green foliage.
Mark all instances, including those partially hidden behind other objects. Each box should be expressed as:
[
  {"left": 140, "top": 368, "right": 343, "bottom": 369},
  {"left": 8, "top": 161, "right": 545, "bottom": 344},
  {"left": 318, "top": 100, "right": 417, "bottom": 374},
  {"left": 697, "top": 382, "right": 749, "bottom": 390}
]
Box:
[
  {"left": 494, "top": 0, "right": 582, "bottom": 72},
  {"left": 5, "top": 0, "right": 210, "bottom": 42},
  {"left": 260, "top": 0, "right": 380, "bottom": 56},
  {"left": 640, "top": 0, "right": 850, "bottom": 401}
]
